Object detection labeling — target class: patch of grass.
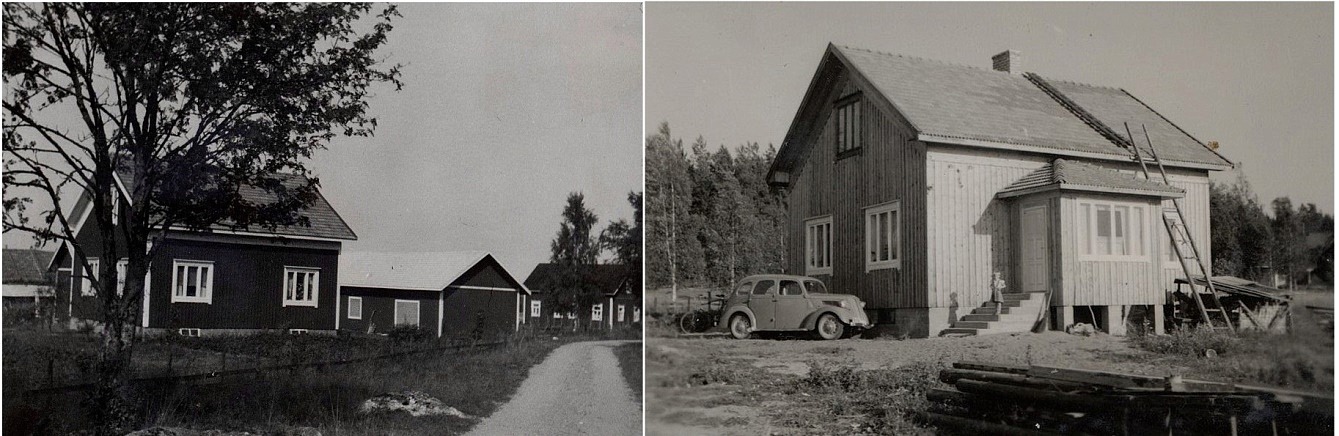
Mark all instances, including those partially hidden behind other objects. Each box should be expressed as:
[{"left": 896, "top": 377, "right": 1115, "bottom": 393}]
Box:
[
  {"left": 1130, "top": 325, "right": 1333, "bottom": 392},
  {"left": 613, "top": 342, "right": 643, "bottom": 402},
  {"left": 780, "top": 361, "right": 943, "bottom": 435},
  {"left": 808, "top": 346, "right": 854, "bottom": 355}
]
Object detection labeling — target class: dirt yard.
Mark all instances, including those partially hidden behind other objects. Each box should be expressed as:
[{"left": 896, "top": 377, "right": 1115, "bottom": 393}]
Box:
[{"left": 646, "top": 324, "right": 1334, "bottom": 436}]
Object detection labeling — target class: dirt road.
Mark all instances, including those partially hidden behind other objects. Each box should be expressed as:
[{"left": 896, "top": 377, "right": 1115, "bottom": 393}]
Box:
[{"left": 467, "top": 340, "right": 642, "bottom": 436}]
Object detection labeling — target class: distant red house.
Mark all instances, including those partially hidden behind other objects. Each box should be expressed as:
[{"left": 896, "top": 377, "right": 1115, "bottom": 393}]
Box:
[
  {"left": 337, "top": 252, "right": 529, "bottom": 339},
  {"left": 522, "top": 263, "right": 641, "bottom": 330},
  {"left": 4, "top": 249, "right": 56, "bottom": 318},
  {"left": 49, "top": 169, "right": 357, "bottom": 335}
]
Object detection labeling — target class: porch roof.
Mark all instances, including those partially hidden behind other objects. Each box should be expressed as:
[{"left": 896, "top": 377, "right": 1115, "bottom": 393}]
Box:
[{"left": 996, "top": 159, "right": 1184, "bottom": 199}]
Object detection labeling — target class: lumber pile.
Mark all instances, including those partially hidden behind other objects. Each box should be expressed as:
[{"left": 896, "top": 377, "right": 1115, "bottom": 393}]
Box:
[{"left": 923, "top": 361, "right": 1333, "bottom": 435}]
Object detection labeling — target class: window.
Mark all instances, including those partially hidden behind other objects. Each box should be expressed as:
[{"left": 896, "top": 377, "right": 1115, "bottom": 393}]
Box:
[
  {"left": 804, "top": 279, "right": 828, "bottom": 294},
  {"left": 394, "top": 300, "right": 420, "bottom": 327},
  {"left": 1078, "top": 201, "right": 1147, "bottom": 260},
  {"left": 81, "top": 258, "right": 100, "bottom": 297},
  {"left": 805, "top": 216, "right": 833, "bottom": 275},
  {"left": 617, "top": 304, "right": 625, "bottom": 322},
  {"left": 751, "top": 280, "right": 777, "bottom": 296},
  {"left": 347, "top": 296, "right": 362, "bottom": 319},
  {"left": 553, "top": 310, "right": 563, "bottom": 319},
  {"left": 865, "top": 201, "right": 901, "bottom": 271},
  {"left": 780, "top": 280, "right": 804, "bottom": 296},
  {"left": 633, "top": 307, "right": 641, "bottom": 323},
  {"left": 592, "top": 304, "right": 603, "bottom": 322},
  {"left": 526, "top": 300, "right": 539, "bottom": 317},
  {"left": 566, "top": 311, "right": 576, "bottom": 320},
  {"left": 110, "top": 187, "right": 120, "bottom": 226},
  {"left": 172, "top": 260, "right": 214, "bottom": 304},
  {"left": 835, "top": 97, "right": 861, "bottom": 155},
  {"left": 282, "top": 267, "right": 320, "bottom": 307}
]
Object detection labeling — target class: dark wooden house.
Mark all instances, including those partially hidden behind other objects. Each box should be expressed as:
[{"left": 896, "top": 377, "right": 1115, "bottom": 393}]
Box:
[
  {"left": 522, "top": 263, "right": 641, "bottom": 330},
  {"left": 338, "top": 252, "right": 529, "bottom": 340},
  {"left": 49, "top": 170, "right": 357, "bottom": 335},
  {"left": 767, "top": 45, "right": 1232, "bottom": 338}
]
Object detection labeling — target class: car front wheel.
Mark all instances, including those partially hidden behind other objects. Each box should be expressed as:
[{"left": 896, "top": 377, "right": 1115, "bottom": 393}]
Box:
[
  {"left": 815, "top": 313, "right": 845, "bottom": 340},
  {"left": 728, "top": 314, "right": 752, "bottom": 339}
]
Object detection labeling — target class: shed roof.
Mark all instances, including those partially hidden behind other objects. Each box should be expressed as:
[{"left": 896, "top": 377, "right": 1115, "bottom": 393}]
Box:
[
  {"left": 338, "top": 251, "right": 524, "bottom": 292},
  {"left": 523, "top": 263, "right": 635, "bottom": 296},
  {"left": 996, "top": 158, "right": 1184, "bottom": 199},
  {"left": 4, "top": 249, "right": 54, "bottom": 285}
]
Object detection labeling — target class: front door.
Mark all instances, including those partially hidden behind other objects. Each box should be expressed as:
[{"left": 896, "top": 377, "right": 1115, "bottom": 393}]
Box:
[{"left": 1021, "top": 205, "right": 1050, "bottom": 292}]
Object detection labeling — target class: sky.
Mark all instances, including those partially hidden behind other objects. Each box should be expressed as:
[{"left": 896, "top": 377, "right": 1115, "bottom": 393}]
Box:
[
  {"left": 647, "top": 2, "right": 1334, "bottom": 213},
  {"left": 4, "top": 3, "right": 644, "bottom": 276}
]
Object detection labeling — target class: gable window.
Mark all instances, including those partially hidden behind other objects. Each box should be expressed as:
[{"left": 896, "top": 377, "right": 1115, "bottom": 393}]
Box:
[
  {"left": 347, "top": 296, "right": 363, "bottom": 319},
  {"left": 592, "top": 304, "right": 603, "bottom": 322},
  {"left": 531, "top": 300, "right": 542, "bottom": 317},
  {"left": 172, "top": 260, "right": 214, "bottom": 304},
  {"left": 805, "top": 216, "right": 833, "bottom": 275},
  {"left": 865, "top": 201, "right": 901, "bottom": 271},
  {"left": 1078, "top": 201, "right": 1146, "bottom": 260},
  {"left": 394, "top": 300, "right": 420, "bottom": 327},
  {"left": 835, "top": 97, "right": 862, "bottom": 156},
  {"left": 81, "top": 258, "right": 100, "bottom": 297},
  {"left": 282, "top": 267, "right": 320, "bottom": 307}
]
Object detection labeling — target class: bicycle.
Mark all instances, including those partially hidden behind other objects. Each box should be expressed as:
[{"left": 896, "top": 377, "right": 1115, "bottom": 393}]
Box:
[{"left": 678, "top": 292, "right": 728, "bottom": 334}]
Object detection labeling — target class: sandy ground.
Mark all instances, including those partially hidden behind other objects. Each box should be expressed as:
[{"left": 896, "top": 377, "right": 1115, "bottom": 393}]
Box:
[
  {"left": 467, "top": 340, "right": 642, "bottom": 436},
  {"left": 646, "top": 332, "right": 1203, "bottom": 436}
]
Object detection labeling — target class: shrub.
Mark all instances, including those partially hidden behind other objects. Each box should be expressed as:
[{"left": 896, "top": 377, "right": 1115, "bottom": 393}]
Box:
[
  {"left": 387, "top": 325, "right": 433, "bottom": 343},
  {"left": 1131, "top": 325, "right": 1241, "bottom": 357}
]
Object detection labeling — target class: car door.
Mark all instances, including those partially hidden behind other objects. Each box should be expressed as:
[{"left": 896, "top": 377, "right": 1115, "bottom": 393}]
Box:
[
  {"left": 748, "top": 279, "right": 778, "bottom": 329},
  {"left": 773, "top": 279, "right": 811, "bottom": 330}
]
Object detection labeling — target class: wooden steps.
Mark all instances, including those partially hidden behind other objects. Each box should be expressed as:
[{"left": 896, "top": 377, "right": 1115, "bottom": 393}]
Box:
[{"left": 940, "top": 292, "right": 1047, "bottom": 337}]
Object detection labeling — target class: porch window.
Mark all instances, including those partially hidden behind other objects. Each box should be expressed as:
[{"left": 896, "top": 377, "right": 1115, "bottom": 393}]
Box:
[
  {"left": 592, "top": 304, "right": 603, "bottom": 322},
  {"left": 865, "top": 201, "right": 901, "bottom": 271},
  {"left": 1078, "top": 201, "right": 1146, "bottom": 260},
  {"left": 531, "top": 300, "right": 542, "bottom": 317},
  {"left": 347, "top": 296, "right": 362, "bottom": 319},
  {"left": 805, "top": 216, "right": 833, "bottom": 275},
  {"left": 835, "top": 97, "right": 861, "bottom": 156},
  {"left": 283, "top": 267, "right": 320, "bottom": 307},
  {"left": 394, "top": 300, "right": 420, "bottom": 327},
  {"left": 81, "top": 258, "right": 100, "bottom": 297},
  {"left": 171, "top": 260, "right": 214, "bottom": 304}
]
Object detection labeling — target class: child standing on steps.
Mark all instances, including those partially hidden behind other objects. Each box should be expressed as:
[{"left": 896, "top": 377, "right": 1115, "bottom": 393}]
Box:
[{"left": 991, "top": 272, "right": 1006, "bottom": 316}]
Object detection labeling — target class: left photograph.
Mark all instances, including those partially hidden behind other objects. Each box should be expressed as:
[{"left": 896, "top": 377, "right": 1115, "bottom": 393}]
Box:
[{"left": 1, "top": 3, "right": 643, "bottom": 435}]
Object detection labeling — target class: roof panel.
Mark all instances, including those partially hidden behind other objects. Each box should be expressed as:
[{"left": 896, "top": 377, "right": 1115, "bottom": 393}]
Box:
[{"left": 338, "top": 251, "right": 494, "bottom": 291}]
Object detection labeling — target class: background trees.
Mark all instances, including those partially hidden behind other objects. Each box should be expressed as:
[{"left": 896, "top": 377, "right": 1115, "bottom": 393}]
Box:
[
  {"left": 1209, "top": 171, "right": 1333, "bottom": 287},
  {"left": 644, "top": 122, "right": 787, "bottom": 292},
  {"left": 2, "top": 4, "right": 400, "bottom": 432}
]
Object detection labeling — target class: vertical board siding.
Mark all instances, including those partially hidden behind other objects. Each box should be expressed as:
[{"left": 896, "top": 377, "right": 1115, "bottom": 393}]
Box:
[
  {"left": 784, "top": 73, "right": 927, "bottom": 310},
  {"left": 1058, "top": 195, "right": 1162, "bottom": 306},
  {"left": 925, "top": 147, "right": 1048, "bottom": 310},
  {"left": 1160, "top": 174, "right": 1212, "bottom": 293}
]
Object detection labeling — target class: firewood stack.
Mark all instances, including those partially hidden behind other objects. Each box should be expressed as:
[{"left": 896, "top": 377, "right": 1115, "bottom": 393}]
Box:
[{"left": 922, "top": 361, "right": 1332, "bottom": 435}]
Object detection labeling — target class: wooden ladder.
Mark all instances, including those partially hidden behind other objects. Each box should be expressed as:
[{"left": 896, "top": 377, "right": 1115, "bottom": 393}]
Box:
[{"left": 1124, "top": 123, "right": 1234, "bottom": 332}]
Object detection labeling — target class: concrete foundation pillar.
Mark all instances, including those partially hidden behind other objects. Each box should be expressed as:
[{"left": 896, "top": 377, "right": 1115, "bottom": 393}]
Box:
[
  {"left": 1104, "top": 305, "right": 1128, "bottom": 336},
  {"left": 1053, "top": 306, "right": 1074, "bottom": 330},
  {"left": 1153, "top": 304, "right": 1166, "bottom": 335}
]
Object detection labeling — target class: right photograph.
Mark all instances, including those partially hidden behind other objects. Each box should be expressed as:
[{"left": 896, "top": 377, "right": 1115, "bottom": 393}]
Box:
[{"left": 644, "top": 2, "right": 1334, "bottom": 435}]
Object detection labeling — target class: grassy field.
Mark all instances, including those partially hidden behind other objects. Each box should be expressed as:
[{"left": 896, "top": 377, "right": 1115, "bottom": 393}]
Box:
[
  {"left": 3, "top": 330, "right": 629, "bottom": 435},
  {"left": 613, "top": 342, "right": 643, "bottom": 402}
]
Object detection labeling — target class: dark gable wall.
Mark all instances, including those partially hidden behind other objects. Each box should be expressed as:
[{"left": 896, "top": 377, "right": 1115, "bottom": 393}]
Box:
[
  {"left": 149, "top": 237, "right": 340, "bottom": 330},
  {"left": 69, "top": 196, "right": 132, "bottom": 322},
  {"left": 340, "top": 287, "right": 439, "bottom": 334}
]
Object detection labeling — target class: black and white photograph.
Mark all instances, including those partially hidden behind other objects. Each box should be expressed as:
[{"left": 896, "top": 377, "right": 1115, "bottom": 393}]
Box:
[
  {"left": 644, "top": 2, "right": 1333, "bottom": 435},
  {"left": 2, "top": 3, "right": 642, "bottom": 435}
]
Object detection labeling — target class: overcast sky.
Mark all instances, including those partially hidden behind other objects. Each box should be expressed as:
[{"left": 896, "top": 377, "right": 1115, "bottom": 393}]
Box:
[
  {"left": 4, "top": 3, "right": 644, "bottom": 276},
  {"left": 647, "top": 2, "right": 1333, "bottom": 213}
]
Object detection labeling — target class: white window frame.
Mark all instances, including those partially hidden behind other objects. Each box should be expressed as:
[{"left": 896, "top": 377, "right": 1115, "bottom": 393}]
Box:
[
  {"left": 633, "top": 306, "right": 641, "bottom": 323},
  {"left": 81, "top": 258, "right": 100, "bottom": 297},
  {"left": 835, "top": 97, "right": 862, "bottom": 155},
  {"left": 617, "top": 304, "right": 626, "bottom": 322},
  {"left": 171, "top": 260, "right": 214, "bottom": 304},
  {"left": 110, "top": 187, "right": 120, "bottom": 226},
  {"left": 282, "top": 267, "right": 320, "bottom": 308},
  {"left": 394, "top": 299, "right": 421, "bottom": 327},
  {"left": 531, "top": 300, "right": 542, "bottom": 317},
  {"left": 805, "top": 216, "right": 833, "bottom": 275},
  {"left": 567, "top": 311, "right": 576, "bottom": 320},
  {"left": 1077, "top": 200, "right": 1148, "bottom": 261},
  {"left": 115, "top": 259, "right": 128, "bottom": 296},
  {"left": 553, "top": 309, "right": 563, "bottom": 319},
  {"left": 347, "top": 296, "right": 363, "bottom": 319},
  {"left": 591, "top": 304, "right": 603, "bottom": 322},
  {"left": 864, "top": 201, "right": 901, "bottom": 272}
]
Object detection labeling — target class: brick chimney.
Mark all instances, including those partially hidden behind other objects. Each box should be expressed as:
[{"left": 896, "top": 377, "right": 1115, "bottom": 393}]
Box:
[{"left": 992, "top": 50, "right": 1021, "bottom": 74}]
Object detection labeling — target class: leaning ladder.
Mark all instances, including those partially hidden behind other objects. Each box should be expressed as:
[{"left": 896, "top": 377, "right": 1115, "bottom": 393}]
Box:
[{"left": 1124, "top": 123, "right": 1234, "bottom": 331}]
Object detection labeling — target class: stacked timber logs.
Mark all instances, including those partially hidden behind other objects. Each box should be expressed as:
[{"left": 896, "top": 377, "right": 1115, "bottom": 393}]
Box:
[{"left": 922, "top": 361, "right": 1333, "bottom": 435}]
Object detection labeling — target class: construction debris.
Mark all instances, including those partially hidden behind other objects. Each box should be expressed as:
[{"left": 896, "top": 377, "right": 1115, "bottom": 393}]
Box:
[
  {"left": 924, "top": 361, "right": 1333, "bottom": 435},
  {"left": 1172, "top": 276, "right": 1291, "bottom": 333}
]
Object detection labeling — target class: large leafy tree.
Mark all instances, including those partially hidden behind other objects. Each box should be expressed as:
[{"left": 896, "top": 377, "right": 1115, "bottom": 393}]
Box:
[
  {"left": 548, "top": 192, "right": 601, "bottom": 317},
  {"left": 2, "top": 3, "right": 400, "bottom": 433},
  {"left": 600, "top": 191, "right": 643, "bottom": 267}
]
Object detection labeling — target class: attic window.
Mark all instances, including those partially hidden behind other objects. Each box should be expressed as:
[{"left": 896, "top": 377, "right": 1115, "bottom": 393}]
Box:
[{"left": 835, "top": 97, "right": 862, "bottom": 157}]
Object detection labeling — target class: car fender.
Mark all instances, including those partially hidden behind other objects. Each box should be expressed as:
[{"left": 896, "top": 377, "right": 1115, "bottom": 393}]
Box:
[
  {"left": 800, "top": 308, "right": 847, "bottom": 331},
  {"left": 719, "top": 306, "right": 757, "bottom": 330}
]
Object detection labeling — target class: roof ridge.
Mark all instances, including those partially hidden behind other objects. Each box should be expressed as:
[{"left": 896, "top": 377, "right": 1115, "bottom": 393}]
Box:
[{"left": 834, "top": 44, "right": 987, "bottom": 72}]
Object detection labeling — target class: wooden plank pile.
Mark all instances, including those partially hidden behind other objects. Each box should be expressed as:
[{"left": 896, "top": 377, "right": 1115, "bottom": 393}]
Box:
[{"left": 922, "top": 361, "right": 1333, "bottom": 435}]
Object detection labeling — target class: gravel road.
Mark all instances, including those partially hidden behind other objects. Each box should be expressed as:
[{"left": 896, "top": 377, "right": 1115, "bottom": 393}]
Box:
[{"left": 467, "top": 340, "right": 642, "bottom": 436}]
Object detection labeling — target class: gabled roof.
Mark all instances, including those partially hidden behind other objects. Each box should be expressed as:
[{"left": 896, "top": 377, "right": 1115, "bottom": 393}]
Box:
[
  {"left": 770, "top": 44, "right": 1233, "bottom": 185},
  {"left": 996, "top": 158, "right": 1184, "bottom": 199},
  {"left": 523, "top": 263, "right": 635, "bottom": 296},
  {"left": 338, "top": 251, "right": 527, "bottom": 293},
  {"left": 4, "top": 249, "right": 55, "bottom": 285}
]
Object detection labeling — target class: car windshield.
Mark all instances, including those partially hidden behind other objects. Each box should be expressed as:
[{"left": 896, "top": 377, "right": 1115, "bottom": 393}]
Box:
[
  {"left": 804, "top": 280, "right": 828, "bottom": 294},
  {"left": 751, "top": 280, "right": 776, "bottom": 296},
  {"left": 780, "top": 280, "right": 804, "bottom": 296}
]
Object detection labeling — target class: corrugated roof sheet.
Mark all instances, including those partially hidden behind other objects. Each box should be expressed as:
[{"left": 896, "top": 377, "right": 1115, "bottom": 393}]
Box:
[
  {"left": 523, "top": 263, "right": 634, "bottom": 296},
  {"left": 3, "top": 249, "right": 54, "bottom": 285},
  {"left": 115, "top": 168, "right": 356, "bottom": 240},
  {"left": 997, "top": 158, "right": 1184, "bottom": 198},
  {"left": 338, "top": 251, "right": 498, "bottom": 291}
]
